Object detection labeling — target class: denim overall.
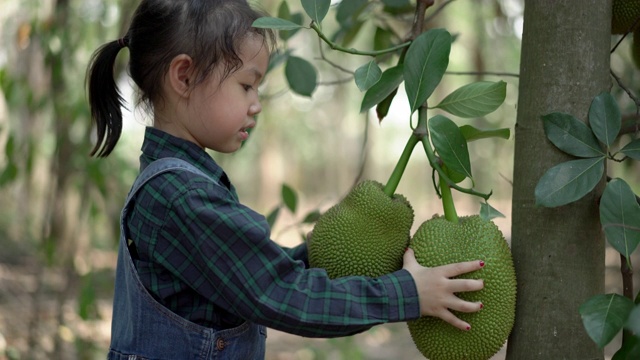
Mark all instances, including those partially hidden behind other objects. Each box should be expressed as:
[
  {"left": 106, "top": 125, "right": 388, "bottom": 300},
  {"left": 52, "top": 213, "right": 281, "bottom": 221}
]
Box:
[{"left": 108, "top": 158, "right": 267, "bottom": 360}]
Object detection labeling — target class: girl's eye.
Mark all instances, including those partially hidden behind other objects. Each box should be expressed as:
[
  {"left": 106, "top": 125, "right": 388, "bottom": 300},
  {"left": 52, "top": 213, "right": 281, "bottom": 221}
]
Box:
[{"left": 243, "top": 84, "right": 254, "bottom": 92}]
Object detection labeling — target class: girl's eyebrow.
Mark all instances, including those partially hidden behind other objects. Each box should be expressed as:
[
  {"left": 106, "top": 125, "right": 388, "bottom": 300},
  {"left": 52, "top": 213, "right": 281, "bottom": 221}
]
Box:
[{"left": 246, "top": 67, "right": 264, "bottom": 82}]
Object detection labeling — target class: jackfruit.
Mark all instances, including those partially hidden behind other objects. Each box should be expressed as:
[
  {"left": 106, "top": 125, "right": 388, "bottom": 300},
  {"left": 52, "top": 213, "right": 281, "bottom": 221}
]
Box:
[
  {"left": 612, "top": 0, "right": 640, "bottom": 69},
  {"left": 612, "top": 0, "right": 640, "bottom": 34},
  {"left": 407, "top": 215, "right": 516, "bottom": 360},
  {"left": 308, "top": 180, "right": 414, "bottom": 279}
]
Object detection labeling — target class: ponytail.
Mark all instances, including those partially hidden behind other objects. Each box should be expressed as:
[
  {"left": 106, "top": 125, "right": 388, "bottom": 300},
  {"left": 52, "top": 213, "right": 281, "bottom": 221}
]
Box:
[{"left": 86, "top": 38, "right": 128, "bottom": 157}]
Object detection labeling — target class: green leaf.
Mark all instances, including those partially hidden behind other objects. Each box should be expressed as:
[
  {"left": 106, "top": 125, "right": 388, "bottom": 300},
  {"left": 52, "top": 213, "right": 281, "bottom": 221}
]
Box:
[
  {"left": 600, "top": 179, "right": 640, "bottom": 265},
  {"left": 301, "top": 0, "right": 331, "bottom": 25},
  {"left": 429, "top": 115, "right": 472, "bottom": 179},
  {"left": 78, "top": 275, "right": 97, "bottom": 320},
  {"left": 459, "top": 125, "right": 510, "bottom": 142},
  {"left": 336, "top": 0, "right": 368, "bottom": 26},
  {"left": 302, "top": 210, "right": 322, "bottom": 224},
  {"left": 542, "top": 112, "right": 605, "bottom": 158},
  {"left": 252, "top": 17, "right": 304, "bottom": 31},
  {"left": 375, "top": 88, "right": 398, "bottom": 122},
  {"left": 336, "top": 19, "right": 364, "bottom": 47},
  {"left": 621, "top": 138, "right": 640, "bottom": 161},
  {"left": 373, "top": 27, "right": 394, "bottom": 51},
  {"left": 613, "top": 334, "right": 640, "bottom": 360},
  {"left": 434, "top": 81, "right": 507, "bottom": 118},
  {"left": 441, "top": 163, "right": 466, "bottom": 184},
  {"left": 354, "top": 61, "right": 382, "bottom": 92},
  {"left": 360, "top": 65, "right": 404, "bottom": 113},
  {"left": 282, "top": 184, "right": 298, "bottom": 213},
  {"left": 480, "top": 203, "right": 505, "bottom": 221},
  {"left": 534, "top": 157, "right": 605, "bottom": 207},
  {"left": 285, "top": 56, "right": 317, "bottom": 97},
  {"left": 382, "top": 0, "right": 411, "bottom": 7},
  {"left": 404, "top": 28, "right": 451, "bottom": 113},
  {"left": 626, "top": 304, "right": 640, "bottom": 334},
  {"left": 0, "top": 163, "right": 18, "bottom": 187},
  {"left": 277, "top": 2, "right": 304, "bottom": 41},
  {"left": 267, "top": 50, "right": 291, "bottom": 74},
  {"left": 589, "top": 92, "right": 621, "bottom": 148},
  {"left": 580, "top": 294, "right": 635, "bottom": 348},
  {"left": 5, "top": 134, "right": 15, "bottom": 158},
  {"left": 266, "top": 206, "right": 281, "bottom": 228}
]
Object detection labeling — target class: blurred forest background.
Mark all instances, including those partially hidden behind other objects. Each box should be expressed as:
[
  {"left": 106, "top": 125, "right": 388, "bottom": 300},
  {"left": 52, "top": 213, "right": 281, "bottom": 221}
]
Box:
[{"left": 0, "top": 0, "right": 638, "bottom": 359}]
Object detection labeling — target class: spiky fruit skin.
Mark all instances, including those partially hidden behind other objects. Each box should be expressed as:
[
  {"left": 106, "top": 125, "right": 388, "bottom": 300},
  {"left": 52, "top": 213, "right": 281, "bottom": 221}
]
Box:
[
  {"left": 612, "top": 0, "right": 640, "bottom": 34},
  {"left": 408, "top": 215, "right": 516, "bottom": 360},
  {"left": 308, "top": 180, "right": 414, "bottom": 279}
]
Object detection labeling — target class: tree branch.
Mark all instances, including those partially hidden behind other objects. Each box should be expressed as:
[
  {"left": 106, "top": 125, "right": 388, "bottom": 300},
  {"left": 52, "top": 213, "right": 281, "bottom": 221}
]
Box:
[
  {"left": 610, "top": 69, "right": 640, "bottom": 114},
  {"left": 446, "top": 70, "right": 519, "bottom": 78}
]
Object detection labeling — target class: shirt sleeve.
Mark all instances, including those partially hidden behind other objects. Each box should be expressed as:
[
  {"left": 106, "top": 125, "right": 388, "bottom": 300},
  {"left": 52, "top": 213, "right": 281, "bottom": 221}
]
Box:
[
  {"left": 281, "top": 243, "right": 309, "bottom": 266},
  {"left": 157, "top": 179, "right": 421, "bottom": 337}
]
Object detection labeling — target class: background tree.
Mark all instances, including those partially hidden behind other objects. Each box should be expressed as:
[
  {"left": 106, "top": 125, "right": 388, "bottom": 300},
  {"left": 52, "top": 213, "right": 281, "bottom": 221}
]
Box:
[{"left": 506, "top": 0, "right": 610, "bottom": 359}]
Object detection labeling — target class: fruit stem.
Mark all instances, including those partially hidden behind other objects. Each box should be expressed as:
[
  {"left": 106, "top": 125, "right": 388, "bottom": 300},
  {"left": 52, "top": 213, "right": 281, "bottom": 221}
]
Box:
[
  {"left": 414, "top": 107, "right": 459, "bottom": 223},
  {"left": 439, "top": 173, "right": 459, "bottom": 223},
  {"left": 383, "top": 133, "right": 419, "bottom": 197}
]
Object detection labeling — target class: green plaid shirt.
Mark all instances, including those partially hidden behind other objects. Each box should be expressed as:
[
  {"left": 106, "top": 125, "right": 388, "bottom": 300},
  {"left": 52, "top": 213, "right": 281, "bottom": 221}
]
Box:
[{"left": 125, "top": 127, "right": 420, "bottom": 337}]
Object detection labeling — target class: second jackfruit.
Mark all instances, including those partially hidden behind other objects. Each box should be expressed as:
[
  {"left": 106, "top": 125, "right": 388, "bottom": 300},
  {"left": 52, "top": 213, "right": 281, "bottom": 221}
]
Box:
[{"left": 408, "top": 215, "right": 516, "bottom": 360}]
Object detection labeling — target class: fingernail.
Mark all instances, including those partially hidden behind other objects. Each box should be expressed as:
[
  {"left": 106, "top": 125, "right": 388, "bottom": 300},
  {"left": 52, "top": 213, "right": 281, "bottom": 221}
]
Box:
[
  {"left": 479, "top": 260, "right": 485, "bottom": 267},
  {"left": 466, "top": 325, "right": 471, "bottom": 331},
  {"left": 479, "top": 303, "right": 484, "bottom": 310},
  {"left": 405, "top": 247, "right": 409, "bottom": 252}
]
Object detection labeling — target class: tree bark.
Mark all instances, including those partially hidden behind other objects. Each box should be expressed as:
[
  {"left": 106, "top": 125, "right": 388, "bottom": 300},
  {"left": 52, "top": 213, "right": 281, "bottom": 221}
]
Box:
[{"left": 506, "top": 1, "right": 610, "bottom": 359}]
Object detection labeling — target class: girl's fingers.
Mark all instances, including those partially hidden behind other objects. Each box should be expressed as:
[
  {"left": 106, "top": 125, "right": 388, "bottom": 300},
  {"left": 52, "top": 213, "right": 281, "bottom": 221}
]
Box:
[
  {"left": 442, "top": 260, "right": 485, "bottom": 277},
  {"left": 437, "top": 309, "right": 472, "bottom": 331},
  {"left": 449, "top": 278, "right": 484, "bottom": 293},
  {"left": 447, "top": 299, "right": 484, "bottom": 313}
]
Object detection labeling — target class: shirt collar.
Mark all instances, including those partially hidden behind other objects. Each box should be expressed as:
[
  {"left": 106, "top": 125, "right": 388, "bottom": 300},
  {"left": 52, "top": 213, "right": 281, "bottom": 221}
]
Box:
[{"left": 139, "top": 127, "right": 232, "bottom": 189}]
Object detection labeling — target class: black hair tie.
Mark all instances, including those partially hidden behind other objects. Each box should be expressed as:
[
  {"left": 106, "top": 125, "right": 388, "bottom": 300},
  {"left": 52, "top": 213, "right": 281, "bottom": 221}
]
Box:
[{"left": 118, "top": 37, "right": 129, "bottom": 49}]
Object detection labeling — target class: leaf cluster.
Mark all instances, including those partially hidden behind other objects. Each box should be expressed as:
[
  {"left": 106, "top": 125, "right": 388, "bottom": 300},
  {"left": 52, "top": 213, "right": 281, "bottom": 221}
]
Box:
[
  {"left": 254, "top": 0, "right": 512, "bottom": 221},
  {"left": 535, "top": 92, "right": 640, "bottom": 355}
]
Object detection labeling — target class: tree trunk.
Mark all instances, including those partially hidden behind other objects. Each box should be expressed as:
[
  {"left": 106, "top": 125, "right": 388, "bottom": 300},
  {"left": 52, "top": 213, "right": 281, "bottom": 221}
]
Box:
[{"left": 506, "top": 1, "right": 610, "bottom": 359}]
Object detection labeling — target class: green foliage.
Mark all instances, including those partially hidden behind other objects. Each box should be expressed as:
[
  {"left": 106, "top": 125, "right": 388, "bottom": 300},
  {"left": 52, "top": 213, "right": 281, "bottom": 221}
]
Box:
[
  {"left": 480, "top": 202, "right": 506, "bottom": 221},
  {"left": 621, "top": 138, "right": 640, "bottom": 160},
  {"left": 541, "top": 112, "right": 605, "bottom": 158},
  {"left": 301, "top": 0, "right": 331, "bottom": 25},
  {"left": 589, "top": 92, "right": 621, "bottom": 147},
  {"left": 253, "top": 16, "right": 303, "bottom": 31},
  {"left": 354, "top": 60, "right": 382, "bottom": 92},
  {"left": 536, "top": 92, "right": 640, "bottom": 353},
  {"left": 428, "top": 115, "right": 472, "bottom": 180},
  {"left": 404, "top": 29, "right": 451, "bottom": 113},
  {"left": 433, "top": 81, "right": 507, "bottom": 118},
  {"left": 281, "top": 183, "right": 298, "bottom": 213},
  {"left": 360, "top": 65, "right": 404, "bottom": 113},
  {"left": 535, "top": 157, "right": 605, "bottom": 207},
  {"left": 285, "top": 56, "right": 317, "bottom": 96},
  {"left": 580, "top": 294, "right": 635, "bottom": 348},
  {"left": 600, "top": 179, "right": 640, "bottom": 266},
  {"left": 460, "top": 125, "right": 510, "bottom": 142}
]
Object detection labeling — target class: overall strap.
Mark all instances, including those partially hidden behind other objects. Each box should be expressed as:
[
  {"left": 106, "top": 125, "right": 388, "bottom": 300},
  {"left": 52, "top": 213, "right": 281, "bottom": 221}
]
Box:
[{"left": 123, "top": 157, "right": 218, "bottom": 208}]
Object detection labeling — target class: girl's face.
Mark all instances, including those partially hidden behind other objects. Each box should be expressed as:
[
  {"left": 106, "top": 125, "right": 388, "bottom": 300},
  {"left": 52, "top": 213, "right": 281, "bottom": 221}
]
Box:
[{"left": 184, "top": 35, "right": 269, "bottom": 153}]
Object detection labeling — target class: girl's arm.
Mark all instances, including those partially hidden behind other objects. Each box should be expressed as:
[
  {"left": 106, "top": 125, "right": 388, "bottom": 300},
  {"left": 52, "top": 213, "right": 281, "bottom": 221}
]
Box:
[{"left": 156, "top": 178, "right": 420, "bottom": 337}]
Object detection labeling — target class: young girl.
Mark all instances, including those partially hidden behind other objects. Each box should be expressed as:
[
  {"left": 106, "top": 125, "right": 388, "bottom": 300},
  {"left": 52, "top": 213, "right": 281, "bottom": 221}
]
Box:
[{"left": 87, "top": 0, "right": 485, "bottom": 358}]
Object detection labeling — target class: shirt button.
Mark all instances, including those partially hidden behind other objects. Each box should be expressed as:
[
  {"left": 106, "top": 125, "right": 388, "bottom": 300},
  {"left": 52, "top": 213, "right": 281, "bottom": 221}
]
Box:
[{"left": 216, "top": 338, "right": 226, "bottom": 351}]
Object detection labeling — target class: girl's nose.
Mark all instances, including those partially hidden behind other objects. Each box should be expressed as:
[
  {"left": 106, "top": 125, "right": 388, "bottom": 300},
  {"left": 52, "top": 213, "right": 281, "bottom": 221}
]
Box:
[{"left": 249, "top": 101, "right": 262, "bottom": 116}]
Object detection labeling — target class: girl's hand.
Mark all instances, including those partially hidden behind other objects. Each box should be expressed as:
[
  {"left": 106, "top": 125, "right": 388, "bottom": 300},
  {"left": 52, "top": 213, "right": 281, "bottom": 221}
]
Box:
[{"left": 403, "top": 248, "right": 484, "bottom": 331}]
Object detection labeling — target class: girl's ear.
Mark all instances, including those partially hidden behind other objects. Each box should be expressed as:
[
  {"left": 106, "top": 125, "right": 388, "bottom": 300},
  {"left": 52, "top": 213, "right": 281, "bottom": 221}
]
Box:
[{"left": 167, "top": 54, "right": 194, "bottom": 98}]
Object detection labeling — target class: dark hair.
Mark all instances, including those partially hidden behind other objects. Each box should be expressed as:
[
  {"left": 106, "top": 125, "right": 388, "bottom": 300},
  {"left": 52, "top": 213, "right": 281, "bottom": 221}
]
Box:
[{"left": 86, "top": 0, "right": 274, "bottom": 157}]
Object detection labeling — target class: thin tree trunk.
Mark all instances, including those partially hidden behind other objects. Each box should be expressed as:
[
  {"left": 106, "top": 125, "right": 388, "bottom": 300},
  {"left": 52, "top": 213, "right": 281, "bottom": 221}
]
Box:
[{"left": 506, "top": 1, "right": 610, "bottom": 359}]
